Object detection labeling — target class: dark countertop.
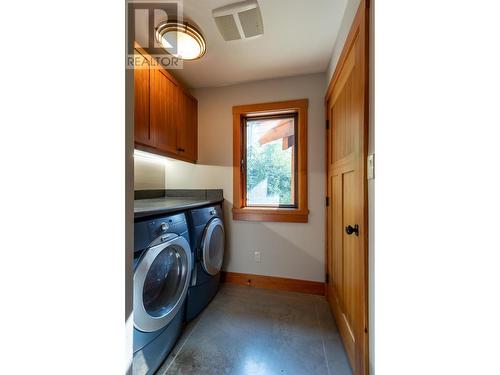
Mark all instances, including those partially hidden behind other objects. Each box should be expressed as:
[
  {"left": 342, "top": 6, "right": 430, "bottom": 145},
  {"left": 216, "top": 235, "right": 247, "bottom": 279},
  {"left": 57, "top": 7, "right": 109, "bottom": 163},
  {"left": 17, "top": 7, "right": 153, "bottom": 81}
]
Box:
[
  {"left": 134, "top": 189, "right": 223, "bottom": 219},
  {"left": 134, "top": 197, "right": 223, "bottom": 219}
]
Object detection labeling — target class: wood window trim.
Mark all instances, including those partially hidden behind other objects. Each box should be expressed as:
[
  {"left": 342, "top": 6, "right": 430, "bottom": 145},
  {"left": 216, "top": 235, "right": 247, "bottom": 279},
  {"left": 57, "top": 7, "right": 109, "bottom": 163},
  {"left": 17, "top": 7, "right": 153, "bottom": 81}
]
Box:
[{"left": 232, "top": 99, "right": 309, "bottom": 223}]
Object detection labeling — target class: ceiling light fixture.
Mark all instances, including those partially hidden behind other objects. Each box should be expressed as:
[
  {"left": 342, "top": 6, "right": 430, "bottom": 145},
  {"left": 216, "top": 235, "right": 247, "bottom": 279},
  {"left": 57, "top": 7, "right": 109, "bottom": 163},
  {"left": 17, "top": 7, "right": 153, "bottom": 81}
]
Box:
[{"left": 155, "top": 21, "right": 206, "bottom": 60}]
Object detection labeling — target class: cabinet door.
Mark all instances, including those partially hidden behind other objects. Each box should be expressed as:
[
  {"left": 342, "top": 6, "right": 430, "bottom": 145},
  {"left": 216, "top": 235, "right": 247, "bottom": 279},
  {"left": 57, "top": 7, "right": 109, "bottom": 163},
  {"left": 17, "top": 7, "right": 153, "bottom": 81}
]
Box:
[
  {"left": 151, "top": 69, "right": 178, "bottom": 155},
  {"left": 177, "top": 91, "right": 198, "bottom": 162},
  {"left": 134, "top": 50, "right": 153, "bottom": 147}
]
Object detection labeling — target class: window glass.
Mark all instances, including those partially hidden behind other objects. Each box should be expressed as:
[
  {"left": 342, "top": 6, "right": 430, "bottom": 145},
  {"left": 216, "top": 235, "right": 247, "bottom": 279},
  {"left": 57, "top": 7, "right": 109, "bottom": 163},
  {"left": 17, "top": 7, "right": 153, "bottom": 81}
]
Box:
[{"left": 245, "top": 115, "right": 296, "bottom": 207}]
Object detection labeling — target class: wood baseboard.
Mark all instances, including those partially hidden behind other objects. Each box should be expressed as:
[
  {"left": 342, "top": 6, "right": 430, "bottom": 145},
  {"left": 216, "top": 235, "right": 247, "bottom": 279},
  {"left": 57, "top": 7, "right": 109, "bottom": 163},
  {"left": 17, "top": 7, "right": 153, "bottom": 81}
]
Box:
[{"left": 220, "top": 271, "right": 325, "bottom": 296}]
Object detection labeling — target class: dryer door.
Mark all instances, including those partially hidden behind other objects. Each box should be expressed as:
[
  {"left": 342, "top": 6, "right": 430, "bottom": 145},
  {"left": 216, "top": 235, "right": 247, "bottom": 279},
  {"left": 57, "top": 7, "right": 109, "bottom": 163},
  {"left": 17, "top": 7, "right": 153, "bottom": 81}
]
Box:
[
  {"left": 201, "top": 218, "right": 225, "bottom": 276},
  {"left": 134, "top": 235, "right": 192, "bottom": 332}
]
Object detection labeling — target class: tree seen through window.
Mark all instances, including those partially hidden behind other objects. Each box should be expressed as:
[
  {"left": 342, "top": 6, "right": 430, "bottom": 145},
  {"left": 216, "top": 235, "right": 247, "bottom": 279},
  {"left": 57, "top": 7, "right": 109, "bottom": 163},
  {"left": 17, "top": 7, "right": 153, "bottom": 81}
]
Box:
[{"left": 245, "top": 115, "right": 296, "bottom": 206}]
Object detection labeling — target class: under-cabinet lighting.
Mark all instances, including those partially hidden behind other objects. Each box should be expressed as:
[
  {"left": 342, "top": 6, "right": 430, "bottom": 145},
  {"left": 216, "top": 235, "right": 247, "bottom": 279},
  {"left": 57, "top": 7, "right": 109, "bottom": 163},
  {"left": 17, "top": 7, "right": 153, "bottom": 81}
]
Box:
[{"left": 133, "top": 149, "right": 171, "bottom": 164}]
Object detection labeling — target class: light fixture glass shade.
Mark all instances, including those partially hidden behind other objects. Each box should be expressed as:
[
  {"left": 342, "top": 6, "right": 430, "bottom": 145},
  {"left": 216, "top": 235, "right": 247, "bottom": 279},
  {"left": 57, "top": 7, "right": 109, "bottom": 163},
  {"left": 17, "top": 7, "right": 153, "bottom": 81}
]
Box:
[{"left": 156, "top": 21, "right": 206, "bottom": 60}]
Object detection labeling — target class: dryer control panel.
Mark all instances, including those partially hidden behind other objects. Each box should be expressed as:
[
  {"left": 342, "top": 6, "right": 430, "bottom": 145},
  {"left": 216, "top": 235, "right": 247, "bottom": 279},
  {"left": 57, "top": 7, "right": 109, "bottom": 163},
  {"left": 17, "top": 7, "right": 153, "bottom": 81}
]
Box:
[{"left": 188, "top": 205, "right": 223, "bottom": 226}]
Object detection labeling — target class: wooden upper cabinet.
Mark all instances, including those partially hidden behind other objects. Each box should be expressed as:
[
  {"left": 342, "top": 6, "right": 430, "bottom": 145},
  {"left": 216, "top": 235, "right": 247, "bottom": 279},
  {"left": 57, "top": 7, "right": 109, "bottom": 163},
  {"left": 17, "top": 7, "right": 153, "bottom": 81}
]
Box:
[
  {"left": 177, "top": 91, "right": 198, "bottom": 162},
  {"left": 134, "top": 50, "right": 153, "bottom": 147},
  {"left": 151, "top": 69, "right": 179, "bottom": 155},
  {"left": 133, "top": 46, "right": 198, "bottom": 163}
]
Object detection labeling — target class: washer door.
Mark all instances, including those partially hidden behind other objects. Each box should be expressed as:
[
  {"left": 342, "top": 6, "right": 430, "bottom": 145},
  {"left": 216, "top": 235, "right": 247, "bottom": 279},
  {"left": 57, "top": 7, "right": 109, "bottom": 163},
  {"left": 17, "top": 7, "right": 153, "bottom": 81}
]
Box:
[
  {"left": 201, "top": 218, "right": 225, "bottom": 276},
  {"left": 134, "top": 235, "right": 192, "bottom": 332}
]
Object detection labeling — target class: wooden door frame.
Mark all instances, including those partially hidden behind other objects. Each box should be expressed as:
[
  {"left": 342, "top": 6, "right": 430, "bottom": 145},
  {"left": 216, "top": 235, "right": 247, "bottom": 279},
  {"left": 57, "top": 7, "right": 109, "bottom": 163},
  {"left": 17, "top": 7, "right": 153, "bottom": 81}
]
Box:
[{"left": 324, "top": 1, "right": 370, "bottom": 374}]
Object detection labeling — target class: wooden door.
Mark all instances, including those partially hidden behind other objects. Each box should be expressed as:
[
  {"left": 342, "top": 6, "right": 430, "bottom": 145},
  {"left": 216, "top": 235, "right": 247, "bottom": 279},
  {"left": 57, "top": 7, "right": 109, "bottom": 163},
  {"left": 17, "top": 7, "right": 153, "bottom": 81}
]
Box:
[
  {"left": 134, "top": 49, "right": 154, "bottom": 147},
  {"left": 325, "top": 2, "right": 368, "bottom": 375},
  {"left": 177, "top": 91, "right": 198, "bottom": 162},
  {"left": 151, "top": 69, "right": 178, "bottom": 155}
]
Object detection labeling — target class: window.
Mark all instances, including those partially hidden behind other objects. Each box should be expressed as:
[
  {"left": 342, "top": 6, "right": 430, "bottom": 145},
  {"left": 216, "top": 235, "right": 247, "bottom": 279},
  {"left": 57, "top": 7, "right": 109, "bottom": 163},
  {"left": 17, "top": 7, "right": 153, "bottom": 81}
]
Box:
[
  {"left": 245, "top": 114, "right": 297, "bottom": 207},
  {"left": 232, "top": 99, "right": 308, "bottom": 222}
]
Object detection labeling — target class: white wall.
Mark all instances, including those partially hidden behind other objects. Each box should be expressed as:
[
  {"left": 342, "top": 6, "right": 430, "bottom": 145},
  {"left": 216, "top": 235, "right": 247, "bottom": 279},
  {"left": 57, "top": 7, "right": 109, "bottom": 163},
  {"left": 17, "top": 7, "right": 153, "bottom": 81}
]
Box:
[
  {"left": 134, "top": 157, "right": 166, "bottom": 190},
  {"left": 163, "top": 73, "right": 326, "bottom": 282}
]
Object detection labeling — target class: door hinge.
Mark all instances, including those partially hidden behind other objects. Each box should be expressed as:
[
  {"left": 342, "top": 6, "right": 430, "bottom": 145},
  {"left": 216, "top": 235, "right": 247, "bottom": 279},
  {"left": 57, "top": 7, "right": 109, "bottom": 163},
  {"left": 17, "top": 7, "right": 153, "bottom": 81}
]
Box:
[
  {"left": 326, "top": 119, "right": 329, "bottom": 130},
  {"left": 326, "top": 196, "right": 330, "bottom": 206},
  {"left": 325, "top": 273, "right": 329, "bottom": 283}
]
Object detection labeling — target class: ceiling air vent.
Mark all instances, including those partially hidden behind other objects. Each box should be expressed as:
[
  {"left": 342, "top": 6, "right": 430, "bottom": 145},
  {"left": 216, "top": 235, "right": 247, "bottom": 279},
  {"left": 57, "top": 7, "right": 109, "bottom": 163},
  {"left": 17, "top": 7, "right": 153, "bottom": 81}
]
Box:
[{"left": 212, "top": 0, "right": 264, "bottom": 41}]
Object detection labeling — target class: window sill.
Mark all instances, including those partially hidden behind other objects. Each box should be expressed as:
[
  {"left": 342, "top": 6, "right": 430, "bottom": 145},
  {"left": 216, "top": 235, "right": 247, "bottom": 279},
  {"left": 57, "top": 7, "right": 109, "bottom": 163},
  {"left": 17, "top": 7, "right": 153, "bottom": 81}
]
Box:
[{"left": 232, "top": 207, "right": 309, "bottom": 223}]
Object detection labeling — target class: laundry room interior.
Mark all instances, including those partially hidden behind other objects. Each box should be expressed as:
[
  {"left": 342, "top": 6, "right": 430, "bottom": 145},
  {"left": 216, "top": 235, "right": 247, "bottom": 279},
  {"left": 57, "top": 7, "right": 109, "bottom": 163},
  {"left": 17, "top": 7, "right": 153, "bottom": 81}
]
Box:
[
  {"left": 4, "top": 0, "right": 500, "bottom": 373},
  {"left": 130, "top": 0, "right": 373, "bottom": 374}
]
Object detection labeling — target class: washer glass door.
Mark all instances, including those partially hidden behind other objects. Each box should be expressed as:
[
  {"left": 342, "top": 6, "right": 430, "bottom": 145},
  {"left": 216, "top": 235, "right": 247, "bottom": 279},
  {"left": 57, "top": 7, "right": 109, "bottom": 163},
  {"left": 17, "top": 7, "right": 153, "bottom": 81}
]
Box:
[
  {"left": 202, "top": 218, "right": 225, "bottom": 276},
  {"left": 143, "top": 247, "right": 184, "bottom": 317},
  {"left": 134, "top": 236, "right": 192, "bottom": 332}
]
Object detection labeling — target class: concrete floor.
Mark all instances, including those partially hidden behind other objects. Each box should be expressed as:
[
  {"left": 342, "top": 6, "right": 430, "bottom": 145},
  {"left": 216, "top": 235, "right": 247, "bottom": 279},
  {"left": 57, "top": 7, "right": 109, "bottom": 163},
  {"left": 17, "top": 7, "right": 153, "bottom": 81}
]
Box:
[{"left": 157, "top": 283, "right": 352, "bottom": 375}]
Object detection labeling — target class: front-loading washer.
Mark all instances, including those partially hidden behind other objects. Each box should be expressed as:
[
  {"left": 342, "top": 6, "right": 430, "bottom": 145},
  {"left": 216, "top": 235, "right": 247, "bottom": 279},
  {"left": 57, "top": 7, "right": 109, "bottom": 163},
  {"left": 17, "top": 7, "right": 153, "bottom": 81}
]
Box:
[
  {"left": 133, "top": 212, "right": 192, "bottom": 375},
  {"left": 185, "top": 204, "right": 225, "bottom": 322}
]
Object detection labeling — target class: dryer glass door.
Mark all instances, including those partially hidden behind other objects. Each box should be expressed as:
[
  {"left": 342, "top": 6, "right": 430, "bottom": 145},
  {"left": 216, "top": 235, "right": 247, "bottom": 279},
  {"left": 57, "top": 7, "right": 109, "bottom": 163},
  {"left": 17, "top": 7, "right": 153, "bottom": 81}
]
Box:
[
  {"left": 134, "top": 236, "right": 192, "bottom": 332},
  {"left": 201, "top": 218, "right": 225, "bottom": 276}
]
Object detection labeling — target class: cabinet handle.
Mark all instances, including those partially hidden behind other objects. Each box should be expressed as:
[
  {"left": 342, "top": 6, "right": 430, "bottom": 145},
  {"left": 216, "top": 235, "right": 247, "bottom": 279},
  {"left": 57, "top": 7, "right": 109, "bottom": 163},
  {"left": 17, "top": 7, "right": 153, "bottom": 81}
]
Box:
[{"left": 177, "top": 148, "right": 185, "bottom": 152}]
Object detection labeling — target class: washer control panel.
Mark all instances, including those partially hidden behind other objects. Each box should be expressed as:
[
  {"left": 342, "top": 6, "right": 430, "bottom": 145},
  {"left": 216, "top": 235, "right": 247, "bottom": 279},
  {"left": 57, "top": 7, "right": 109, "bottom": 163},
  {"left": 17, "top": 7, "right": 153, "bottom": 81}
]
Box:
[
  {"left": 148, "top": 212, "right": 187, "bottom": 238},
  {"left": 134, "top": 212, "right": 188, "bottom": 252}
]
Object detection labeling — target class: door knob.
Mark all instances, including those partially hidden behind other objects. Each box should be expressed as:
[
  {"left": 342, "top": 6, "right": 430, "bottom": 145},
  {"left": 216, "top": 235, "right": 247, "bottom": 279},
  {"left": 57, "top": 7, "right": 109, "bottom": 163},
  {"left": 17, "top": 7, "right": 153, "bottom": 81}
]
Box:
[{"left": 345, "top": 224, "right": 359, "bottom": 236}]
